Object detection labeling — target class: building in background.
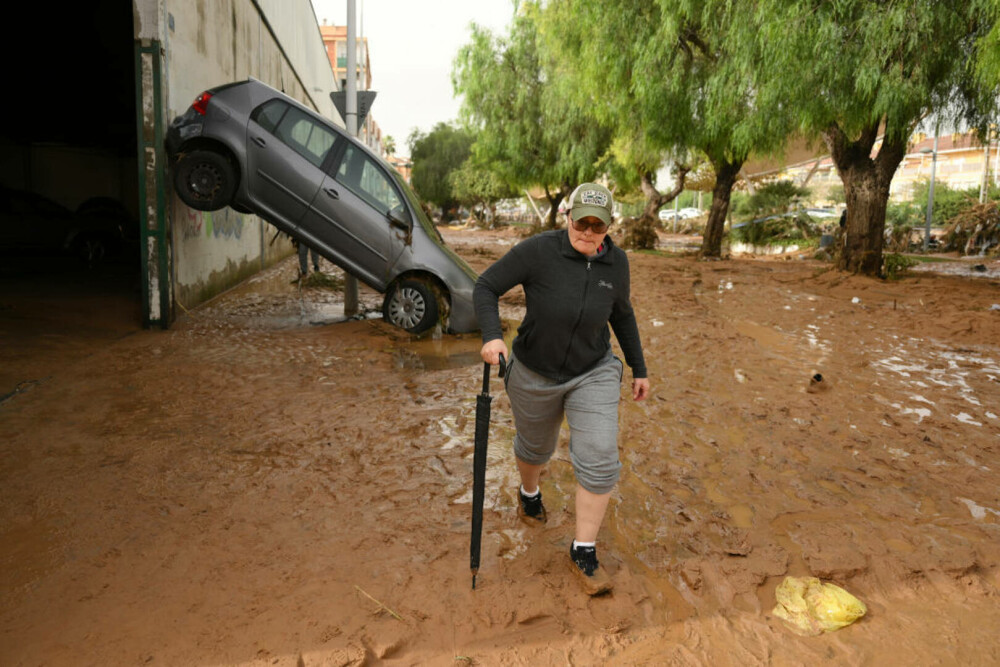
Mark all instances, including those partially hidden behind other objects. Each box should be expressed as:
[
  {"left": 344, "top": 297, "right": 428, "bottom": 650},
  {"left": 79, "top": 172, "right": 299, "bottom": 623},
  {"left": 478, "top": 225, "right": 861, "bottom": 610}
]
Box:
[
  {"left": 385, "top": 155, "right": 412, "bottom": 184},
  {"left": 319, "top": 21, "right": 384, "bottom": 156},
  {"left": 744, "top": 130, "right": 998, "bottom": 205}
]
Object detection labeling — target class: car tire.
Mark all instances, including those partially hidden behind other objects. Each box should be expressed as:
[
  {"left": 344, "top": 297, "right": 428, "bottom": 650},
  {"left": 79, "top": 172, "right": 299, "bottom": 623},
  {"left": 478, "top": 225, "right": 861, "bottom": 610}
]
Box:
[
  {"left": 74, "top": 234, "right": 110, "bottom": 268},
  {"left": 382, "top": 278, "right": 439, "bottom": 334},
  {"left": 174, "top": 150, "right": 237, "bottom": 211}
]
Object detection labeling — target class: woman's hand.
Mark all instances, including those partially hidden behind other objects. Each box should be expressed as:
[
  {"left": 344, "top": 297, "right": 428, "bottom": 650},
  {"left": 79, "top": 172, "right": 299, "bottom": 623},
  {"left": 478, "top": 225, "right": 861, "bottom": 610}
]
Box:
[
  {"left": 481, "top": 339, "right": 508, "bottom": 366},
  {"left": 632, "top": 378, "right": 650, "bottom": 401}
]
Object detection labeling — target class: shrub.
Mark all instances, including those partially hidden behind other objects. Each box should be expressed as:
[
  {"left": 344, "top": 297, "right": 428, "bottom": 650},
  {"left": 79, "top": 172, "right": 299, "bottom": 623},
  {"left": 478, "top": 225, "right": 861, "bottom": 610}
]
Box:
[{"left": 882, "top": 253, "right": 919, "bottom": 279}]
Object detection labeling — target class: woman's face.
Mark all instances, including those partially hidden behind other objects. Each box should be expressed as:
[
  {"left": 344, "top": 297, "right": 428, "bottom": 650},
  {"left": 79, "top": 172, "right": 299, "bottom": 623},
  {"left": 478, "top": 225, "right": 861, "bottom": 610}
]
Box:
[{"left": 567, "top": 215, "right": 608, "bottom": 256}]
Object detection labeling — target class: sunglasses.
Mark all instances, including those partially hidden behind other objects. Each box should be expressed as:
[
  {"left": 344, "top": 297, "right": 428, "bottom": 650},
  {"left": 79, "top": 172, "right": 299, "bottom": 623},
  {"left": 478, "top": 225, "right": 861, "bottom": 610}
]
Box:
[{"left": 570, "top": 218, "right": 608, "bottom": 234}]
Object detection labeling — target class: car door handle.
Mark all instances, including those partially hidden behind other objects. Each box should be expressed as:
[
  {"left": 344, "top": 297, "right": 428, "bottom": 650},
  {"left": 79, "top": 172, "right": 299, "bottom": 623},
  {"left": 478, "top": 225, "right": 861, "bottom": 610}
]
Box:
[
  {"left": 252, "top": 136, "right": 266, "bottom": 147},
  {"left": 324, "top": 187, "right": 340, "bottom": 199}
]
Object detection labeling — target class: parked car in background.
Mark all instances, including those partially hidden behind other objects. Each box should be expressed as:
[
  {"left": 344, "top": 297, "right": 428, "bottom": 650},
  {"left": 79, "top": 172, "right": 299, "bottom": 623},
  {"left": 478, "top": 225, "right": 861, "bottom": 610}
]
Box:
[
  {"left": 0, "top": 186, "right": 128, "bottom": 266},
  {"left": 658, "top": 207, "right": 703, "bottom": 222},
  {"left": 166, "top": 78, "right": 477, "bottom": 335}
]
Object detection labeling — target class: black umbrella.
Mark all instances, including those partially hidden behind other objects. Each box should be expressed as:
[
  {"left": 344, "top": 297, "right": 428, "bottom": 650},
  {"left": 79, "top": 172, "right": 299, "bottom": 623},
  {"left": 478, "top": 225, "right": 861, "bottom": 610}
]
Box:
[{"left": 470, "top": 353, "right": 505, "bottom": 590}]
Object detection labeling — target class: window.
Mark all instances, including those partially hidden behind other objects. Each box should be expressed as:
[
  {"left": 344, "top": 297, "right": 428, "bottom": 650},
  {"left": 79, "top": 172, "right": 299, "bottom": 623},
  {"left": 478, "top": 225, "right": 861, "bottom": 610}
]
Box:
[
  {"left": 336, "top": 145, "right": 406, "bottom": 219},
  {"left": 252, "top": 99, "right": 288, "bottom": 134},
  {"left": 267, "top": 106, "right": 337, "bottom": 168}
]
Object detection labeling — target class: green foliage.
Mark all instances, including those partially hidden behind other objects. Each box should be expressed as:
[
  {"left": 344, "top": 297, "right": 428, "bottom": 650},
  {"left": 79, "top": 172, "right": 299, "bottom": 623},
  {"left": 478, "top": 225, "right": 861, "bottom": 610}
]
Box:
[
  {"left": 537, "top": 0, "right": 798, "bottom": 256},
  {"left": 731, "top": 0, "right": 997, "bottom": 274},
  {"left": 728, "top": 181, "right": 810, "bottom": 221},
  {"left": 882, "top": 253, "right": 919, "bottom": 280},
  {"left": 886, "top": 201, "right": 921, "bottom": 229},
  {"left": 730, "top": 212, "right": 818, "bottom": 246},
  {"left": 743, "top": 1, "right": 992, "bottom": 145},
  {"left": 910, "top": 179, "right": 1000, "bottom": 227},
  {"left": 748, "top": 181, "right": 811, "bottom": 217},
  {"left": 729, "top": 192, "right": 753, "bottom": 217},
  {"left": 452, "top": 9, "right": 611, "bottom": 220},
  {"left": 383, "top": 135, "right": 396, "bottom": 157},
  {"left": 408, "top": 123, "right": 473, "bottom": 215},
  {"left": 448, "top": 159, "right": 517, "bottom": 225}
]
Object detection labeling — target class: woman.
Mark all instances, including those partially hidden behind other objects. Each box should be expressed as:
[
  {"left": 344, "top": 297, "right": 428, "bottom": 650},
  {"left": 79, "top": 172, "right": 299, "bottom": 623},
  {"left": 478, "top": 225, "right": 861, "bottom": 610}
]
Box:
[{"left": 473, "top": 182, "right": 650, "bottom": 595}]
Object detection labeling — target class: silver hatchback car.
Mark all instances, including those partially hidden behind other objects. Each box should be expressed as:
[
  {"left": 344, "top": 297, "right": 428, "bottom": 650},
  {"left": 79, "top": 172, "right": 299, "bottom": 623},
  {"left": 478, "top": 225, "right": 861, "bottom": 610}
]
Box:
[{"left": 166, "top": 78, "right": 478, "bottom": 334}]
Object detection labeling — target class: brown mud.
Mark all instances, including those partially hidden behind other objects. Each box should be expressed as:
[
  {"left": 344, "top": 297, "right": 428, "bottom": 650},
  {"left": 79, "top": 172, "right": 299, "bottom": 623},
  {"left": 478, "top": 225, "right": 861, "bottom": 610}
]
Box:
[{"left": 2, "top": 231, "right": 1000, "bottom": 665}]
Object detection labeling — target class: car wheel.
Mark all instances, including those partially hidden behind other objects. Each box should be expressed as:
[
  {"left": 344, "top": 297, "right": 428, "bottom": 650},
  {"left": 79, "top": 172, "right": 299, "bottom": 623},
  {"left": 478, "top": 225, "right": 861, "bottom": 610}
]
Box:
[
  {"left": 382, "top": 279, "right": 439, "bottom": 334},
  {"left": 174, "top": 150, "right": 236, "bottom": 211},
  {"left": 75, "top": 235, "right": 109, "bottom": 268}
]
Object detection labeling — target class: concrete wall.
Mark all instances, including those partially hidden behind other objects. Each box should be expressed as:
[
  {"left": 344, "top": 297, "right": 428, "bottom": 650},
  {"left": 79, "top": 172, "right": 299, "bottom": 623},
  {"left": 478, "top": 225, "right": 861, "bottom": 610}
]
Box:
[{"left": 135, "top": 0, "right": 341, "bottom": 313}]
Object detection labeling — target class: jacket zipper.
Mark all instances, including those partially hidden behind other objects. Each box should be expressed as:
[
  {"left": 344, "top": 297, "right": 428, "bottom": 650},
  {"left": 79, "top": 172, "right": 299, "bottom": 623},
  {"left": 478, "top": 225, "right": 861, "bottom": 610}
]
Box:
[{"left": 557, "top": 260, "right": 591, "bottom": 378}]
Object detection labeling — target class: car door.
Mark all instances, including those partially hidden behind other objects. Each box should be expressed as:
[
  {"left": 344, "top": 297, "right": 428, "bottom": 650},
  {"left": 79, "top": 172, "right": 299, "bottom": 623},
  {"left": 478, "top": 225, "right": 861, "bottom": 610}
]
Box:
[
  {"left": 299, "top": 143, "right": 411, "bottom": 290},
  {"left": 245, "top": 100, "right": 338, "bottom": 228}
]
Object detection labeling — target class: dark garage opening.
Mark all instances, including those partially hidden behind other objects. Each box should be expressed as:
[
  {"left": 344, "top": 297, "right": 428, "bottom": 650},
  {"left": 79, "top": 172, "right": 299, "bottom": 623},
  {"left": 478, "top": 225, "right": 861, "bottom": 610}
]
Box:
[{"left": 0, "top": 1, "right": 143, "bottom": 391}]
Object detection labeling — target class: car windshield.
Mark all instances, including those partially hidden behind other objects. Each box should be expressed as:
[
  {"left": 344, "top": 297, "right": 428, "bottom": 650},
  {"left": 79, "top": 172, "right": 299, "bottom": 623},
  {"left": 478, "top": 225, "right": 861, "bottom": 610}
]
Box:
[{"left": 390, "top": 170, "right": 478, "bottom": 282}]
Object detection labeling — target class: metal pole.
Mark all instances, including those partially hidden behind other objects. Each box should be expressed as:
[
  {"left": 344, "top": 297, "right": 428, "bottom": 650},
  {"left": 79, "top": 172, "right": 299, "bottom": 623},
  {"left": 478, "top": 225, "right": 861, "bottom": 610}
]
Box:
[
  {"left": 343, "top": 0, "right": 360, "bottom": 315},
  {"left": 923, "top": 124, "right": 939, "bottom": 252},
  {"left": 981, "top": 137, "right": 991, "bottom": 204}
]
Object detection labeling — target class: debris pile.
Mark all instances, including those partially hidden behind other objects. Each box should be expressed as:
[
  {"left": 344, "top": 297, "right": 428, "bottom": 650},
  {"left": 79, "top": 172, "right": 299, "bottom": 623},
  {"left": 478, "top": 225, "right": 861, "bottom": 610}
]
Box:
[{"left": 943, "top": 201, "right": 1000, "bottom": 255}]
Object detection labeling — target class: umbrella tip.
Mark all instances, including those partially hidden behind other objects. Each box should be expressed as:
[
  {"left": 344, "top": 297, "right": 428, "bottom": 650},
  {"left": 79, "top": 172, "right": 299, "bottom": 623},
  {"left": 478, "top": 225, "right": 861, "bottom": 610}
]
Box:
[{"left": 472, "top": 574, "right": 477, "bottom": 590}]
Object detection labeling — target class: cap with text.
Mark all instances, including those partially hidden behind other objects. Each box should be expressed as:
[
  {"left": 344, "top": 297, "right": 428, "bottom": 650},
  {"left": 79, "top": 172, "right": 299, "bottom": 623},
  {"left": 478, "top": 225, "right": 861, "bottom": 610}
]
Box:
[{"left": 568, "top": 182, "right": 614, "bottom": 226}]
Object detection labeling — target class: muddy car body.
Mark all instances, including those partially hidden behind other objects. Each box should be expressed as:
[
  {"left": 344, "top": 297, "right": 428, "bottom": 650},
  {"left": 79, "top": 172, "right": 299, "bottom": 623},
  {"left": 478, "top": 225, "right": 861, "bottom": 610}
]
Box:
[{"left": 166, "top": 78, "right": 478, "bottom": 334}]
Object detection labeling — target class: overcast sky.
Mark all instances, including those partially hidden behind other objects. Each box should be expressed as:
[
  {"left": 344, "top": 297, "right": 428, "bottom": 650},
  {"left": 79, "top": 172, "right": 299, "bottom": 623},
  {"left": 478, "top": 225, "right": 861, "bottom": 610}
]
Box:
[{"left": 311, "top": 1, "right": 515, "bottom": 155}]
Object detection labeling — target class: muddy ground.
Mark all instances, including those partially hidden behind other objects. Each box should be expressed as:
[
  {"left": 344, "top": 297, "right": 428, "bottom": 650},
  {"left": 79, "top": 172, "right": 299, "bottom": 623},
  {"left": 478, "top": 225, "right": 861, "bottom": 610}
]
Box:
[{"left": 2, "top": 230, "right": 1000, "bottom": 666}]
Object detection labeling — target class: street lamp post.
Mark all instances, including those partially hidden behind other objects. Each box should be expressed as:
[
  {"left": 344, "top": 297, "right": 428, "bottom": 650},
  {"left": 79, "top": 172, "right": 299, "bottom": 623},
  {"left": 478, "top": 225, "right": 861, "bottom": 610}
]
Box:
[{"left": 921, "top": 123, "right": 939, "bottom": 252}]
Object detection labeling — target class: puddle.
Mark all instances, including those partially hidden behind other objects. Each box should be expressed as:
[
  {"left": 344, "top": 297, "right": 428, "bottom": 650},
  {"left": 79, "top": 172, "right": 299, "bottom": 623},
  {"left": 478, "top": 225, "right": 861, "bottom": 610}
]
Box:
[
  {"left": 392, "top": 318, "right": 520, "bottom": 372},
  {"left": 392, "top": 336, "right": 483, "bottom": 371}
]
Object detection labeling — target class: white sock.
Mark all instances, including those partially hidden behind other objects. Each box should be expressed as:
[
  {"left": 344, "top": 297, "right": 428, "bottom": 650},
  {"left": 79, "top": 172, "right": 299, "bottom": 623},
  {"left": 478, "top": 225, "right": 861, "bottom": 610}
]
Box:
[
  {"left": 573, "top": 540, "right": 596, "bottom": 550},
  {"left": 520, "top": 484, "right": 540, "bottom": 498}
]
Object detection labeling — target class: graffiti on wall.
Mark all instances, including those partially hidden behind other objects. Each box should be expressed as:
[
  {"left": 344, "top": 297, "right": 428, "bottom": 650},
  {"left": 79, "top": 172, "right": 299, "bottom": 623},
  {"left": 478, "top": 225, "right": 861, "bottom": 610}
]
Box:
[{"left": 181, "top": 206, "right": 246, "bottom": 240}]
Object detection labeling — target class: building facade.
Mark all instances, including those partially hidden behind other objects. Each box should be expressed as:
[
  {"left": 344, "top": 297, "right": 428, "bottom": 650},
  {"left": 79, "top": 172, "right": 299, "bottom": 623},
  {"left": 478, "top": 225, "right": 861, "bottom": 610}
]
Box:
[{"left": 319, "top": 22, "right": 384, "bottom": 155}]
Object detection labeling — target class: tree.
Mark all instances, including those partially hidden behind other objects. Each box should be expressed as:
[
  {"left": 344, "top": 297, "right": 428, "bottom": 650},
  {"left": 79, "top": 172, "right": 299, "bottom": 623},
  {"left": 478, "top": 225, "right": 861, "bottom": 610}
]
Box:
[
  {"left": 407, "top": 123, "right": 473, "bottom": 217},
  {"left": 449, "top": 158, "right": 517, "bottom": 226},
  {"left": 740, "top": 1, "right": 997, "bottom": 274},
  {"left": 453, "top": 9, "right": 612, "bottom": 230},
  {"left": 383, "top": 135, "right": 396, "bottom": 157},
  {"left": 539, "top": 0, "right": 792, "bottom": 257}
]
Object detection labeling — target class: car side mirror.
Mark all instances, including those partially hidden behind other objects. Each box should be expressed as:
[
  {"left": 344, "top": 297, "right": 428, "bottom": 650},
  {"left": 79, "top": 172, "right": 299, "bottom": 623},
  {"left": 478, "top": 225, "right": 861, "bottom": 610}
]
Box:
[
  {"left": 388, "top": 211, "right": 410, "bottom": 231},
  {"left": 388, "top": 208, "right": 412, "bottom": 244}
]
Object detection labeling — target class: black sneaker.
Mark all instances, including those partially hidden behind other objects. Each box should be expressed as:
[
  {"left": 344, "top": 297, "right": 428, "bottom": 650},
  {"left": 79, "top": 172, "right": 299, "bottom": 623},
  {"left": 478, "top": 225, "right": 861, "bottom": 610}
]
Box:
[
  {"left": 517, "top": 488, "right": 547, "bottom": 524},
  {"left": 569, "top": 544, "right": 613, "bottom": 595}
]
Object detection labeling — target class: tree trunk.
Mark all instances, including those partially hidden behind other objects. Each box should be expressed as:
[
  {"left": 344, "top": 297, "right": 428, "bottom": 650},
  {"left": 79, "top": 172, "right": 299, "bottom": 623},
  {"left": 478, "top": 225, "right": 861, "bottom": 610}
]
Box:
[
  {"left": 544, "top": 184, "right": 571, "bottom": 230},
  {"left": 639, "top": 163, "right": 691, "bottom": 223},
  {"left": 701, "top": 158, "right": 742, "bottom": 258},
  {"left": 823, "top": 121, "right": 908, "bottom": 276}
]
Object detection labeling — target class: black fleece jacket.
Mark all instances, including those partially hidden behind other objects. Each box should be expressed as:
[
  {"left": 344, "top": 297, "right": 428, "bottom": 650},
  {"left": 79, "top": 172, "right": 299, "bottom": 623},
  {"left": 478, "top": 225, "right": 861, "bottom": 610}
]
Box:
[{"left": 474, "top": 230, "right": 647, "bottom": 383}]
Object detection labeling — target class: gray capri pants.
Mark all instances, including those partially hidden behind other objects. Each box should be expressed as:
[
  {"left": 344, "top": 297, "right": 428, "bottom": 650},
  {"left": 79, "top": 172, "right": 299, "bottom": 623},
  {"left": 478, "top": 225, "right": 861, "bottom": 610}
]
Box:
[{"left": 504, "top": 352, "right": 624, "bottom": 494}]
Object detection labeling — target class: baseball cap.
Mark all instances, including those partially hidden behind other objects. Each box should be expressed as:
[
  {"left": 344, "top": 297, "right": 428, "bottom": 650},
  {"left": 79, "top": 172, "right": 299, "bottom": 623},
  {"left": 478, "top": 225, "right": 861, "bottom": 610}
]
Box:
[{"left": 568, "top": 182, "right": 613, "bottom": 226}]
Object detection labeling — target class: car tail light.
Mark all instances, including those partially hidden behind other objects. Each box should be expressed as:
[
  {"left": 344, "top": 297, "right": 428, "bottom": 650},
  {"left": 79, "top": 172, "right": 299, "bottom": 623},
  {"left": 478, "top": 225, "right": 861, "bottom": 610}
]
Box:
[{"left": 192, "top": 91, "right": 213, "bottom": 115}]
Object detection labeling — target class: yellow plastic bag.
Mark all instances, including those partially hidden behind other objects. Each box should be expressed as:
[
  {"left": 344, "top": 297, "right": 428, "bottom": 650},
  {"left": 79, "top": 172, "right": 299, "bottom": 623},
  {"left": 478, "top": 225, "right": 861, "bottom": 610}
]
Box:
[{"left": 772, "top": 576, "right": 867, "bottom": 636}]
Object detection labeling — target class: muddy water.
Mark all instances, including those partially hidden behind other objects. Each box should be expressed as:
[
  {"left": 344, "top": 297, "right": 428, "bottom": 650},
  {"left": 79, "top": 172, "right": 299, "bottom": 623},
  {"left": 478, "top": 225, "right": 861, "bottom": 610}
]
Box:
[{"left": 3, "top": 238, "right": 1000, "bottom": 665}]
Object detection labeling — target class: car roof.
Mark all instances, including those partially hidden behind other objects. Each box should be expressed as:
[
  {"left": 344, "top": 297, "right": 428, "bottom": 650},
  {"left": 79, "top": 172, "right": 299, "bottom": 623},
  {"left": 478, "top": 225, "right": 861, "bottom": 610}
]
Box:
[{"left": 240, "top": 78, "right": 393, "bottom": 171}]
